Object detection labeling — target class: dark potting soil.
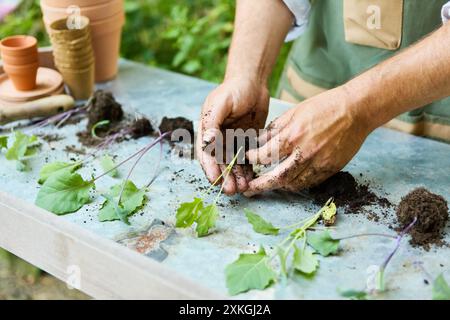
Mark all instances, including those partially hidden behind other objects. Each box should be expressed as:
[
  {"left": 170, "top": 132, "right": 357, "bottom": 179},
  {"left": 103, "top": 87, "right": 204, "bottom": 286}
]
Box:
[
  {"left": 130, "top": 118, "right": 155, "bottom": 139},
  {"left": 396, "top": 188, "right": 449, "bottom": 249},
  {"left": 159, "top": 117, "right": 194, "bottom": 139},
  {"left": 86, "top": 90, "right": 124, "bottom": 132},
  {"left": 308, "top": 171, "right": 392, "bottom": 215}
]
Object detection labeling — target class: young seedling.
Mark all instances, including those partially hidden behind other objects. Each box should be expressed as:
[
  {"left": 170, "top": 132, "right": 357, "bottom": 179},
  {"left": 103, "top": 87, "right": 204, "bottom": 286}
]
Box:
[
  {"left": 2, "top": 131, "right": 41, "bottom": 171},
  {"left": 225, "top": 199, "right": 337, "bottom": 295},
  {"left": 175, "top": 148, "right": 243, "bottom": 237},
  {"left": 35, "top": 132, "right": 170, "bottom": 221}
]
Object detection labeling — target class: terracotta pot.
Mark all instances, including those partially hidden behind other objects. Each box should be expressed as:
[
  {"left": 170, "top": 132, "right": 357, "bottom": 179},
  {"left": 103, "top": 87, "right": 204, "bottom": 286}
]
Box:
[
  {"left": 89, "top": 12, "right": 125, "bottom": 81},
  {"left": 0, "top": 35, "right": 37, "bottom": 57},
  {"left": 41, "top": 0, "right": 123, "bottom": 22},
  {"left": 1, "top": 53, "right": 38, "bottom": 66},
  {"left": 42, "top": 0, "right": 112, "bottom": 9},
  {"left": 58, "top": 64, "right": 94, "bottom": 100},
  {"left": 3, "top": 62, "right": 39, "bottom": 90}
]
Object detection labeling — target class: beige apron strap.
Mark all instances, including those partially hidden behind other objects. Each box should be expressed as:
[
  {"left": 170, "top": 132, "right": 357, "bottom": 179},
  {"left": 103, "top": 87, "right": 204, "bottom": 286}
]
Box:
[{"left": 286, "top": 66, "right": 328, "bottom": 99}]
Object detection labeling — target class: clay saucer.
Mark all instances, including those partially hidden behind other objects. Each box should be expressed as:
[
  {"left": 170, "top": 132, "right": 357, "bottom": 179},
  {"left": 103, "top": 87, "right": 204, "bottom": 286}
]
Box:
[{"left": 0, "top": 67, "right": 63, "bottom": 102}]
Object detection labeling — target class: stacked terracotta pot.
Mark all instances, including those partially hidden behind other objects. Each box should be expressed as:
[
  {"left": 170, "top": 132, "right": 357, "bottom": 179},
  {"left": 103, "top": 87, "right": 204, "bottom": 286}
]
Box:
[
  {"left": 40, "top": 0, "right": 125, "bottom": 82},
  {"left": 49, "top": 16, "right": 94, "bottom": 100},
  {"left": 0, "top": 35, "right": 39, "bottom": 90}
]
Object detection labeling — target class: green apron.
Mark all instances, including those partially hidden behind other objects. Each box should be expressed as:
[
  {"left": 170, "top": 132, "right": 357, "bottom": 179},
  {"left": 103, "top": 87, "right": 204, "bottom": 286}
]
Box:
[{"left": 277, "top": 0, "right": 450, "bottom": 142}]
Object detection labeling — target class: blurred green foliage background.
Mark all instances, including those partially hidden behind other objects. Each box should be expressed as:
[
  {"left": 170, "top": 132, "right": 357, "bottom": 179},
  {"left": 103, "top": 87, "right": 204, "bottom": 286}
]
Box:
[{"left": 0, "top": 0, "right": 291, "bottom": 94}]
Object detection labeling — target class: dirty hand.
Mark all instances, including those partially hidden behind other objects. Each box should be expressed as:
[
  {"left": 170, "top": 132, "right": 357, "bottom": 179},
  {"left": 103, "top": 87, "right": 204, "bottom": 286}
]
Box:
[
  {"left": 197, "top": 78, "right": 269, "bottom": 195},
  {"left": 244, "top": 87, "right": 371, "bottom": 197}
]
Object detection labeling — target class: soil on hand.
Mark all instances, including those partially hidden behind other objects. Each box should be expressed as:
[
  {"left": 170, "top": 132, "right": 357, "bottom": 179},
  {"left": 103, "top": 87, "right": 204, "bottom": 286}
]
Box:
[
  {"left": 86, "top": 90, "right": 124, "bottom": 132},
  {"left": 159, "top": 117, "right": 194, "bottom": 138},
  {"left": 308, "top": 171, "right": 392, "bottom": 215},
  {"left": 397, "top": 188, "right": 449, "bottom": 249},
  {"left": 130, "top": 118, "right": 154, "bottom": 139}
]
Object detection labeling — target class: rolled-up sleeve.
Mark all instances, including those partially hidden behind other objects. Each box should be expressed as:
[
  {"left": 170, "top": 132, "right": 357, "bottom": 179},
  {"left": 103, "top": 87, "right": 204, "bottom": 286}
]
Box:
[
  {"left": 442, "top": 1, "right": 450, "bottom": 23},
  {"left": 282, "top": 0, "right": 311, "bottom": 41}
]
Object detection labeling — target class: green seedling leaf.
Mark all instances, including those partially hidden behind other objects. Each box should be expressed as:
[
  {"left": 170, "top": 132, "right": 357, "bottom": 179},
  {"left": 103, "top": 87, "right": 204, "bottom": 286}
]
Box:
[
  {"left": 307, "top": 230, "right": 340, "bottom": 257},
  {"left": 0, "top": 136, "right": 8, "bottom": 149},
  {"left": 277, "top": 246, "right": 289, "bottom": 276},
  {"left": 5, "top": 131, "right": 38, "bottom": 161},
  {"left": 244, "top": 209, "right": 279, "bottom": 235},
  {"left": 225, "top": 246, "right": 276, "bottom": 295},
  {"left": 175, "top": 198, "right": 204, "bottom": 228},
  {"left": 38, "top": 161, "right": 82, "bottom": 184},
  {"left": 322, "top": 200, "right": 337, "bottom": 226},
  {"left": 5, "top": 131, "right": 40, "bottom": 171},
  {"left": 99, "top": 180, "right": 146, "bottom": 223},
  {"left": 293, "top": 245, "right": 319, "bottom": 275},
  {"left": 91, "top": 120, "right": 110, "bottom": 139},
  {"left": 433, "top": 274, "right": 450, "bottom": 300},
  {"left": 196, "top": 204, "right": 219, "bottom": 237},
  {"left": 340, "top": 289, "right": 368, "bottom": 300},
  {"left": 35, "top": 171, "right": 94, "bottom": 215},
  {"left": 99, "top": 155, "right": 118, "bottom": 178}
]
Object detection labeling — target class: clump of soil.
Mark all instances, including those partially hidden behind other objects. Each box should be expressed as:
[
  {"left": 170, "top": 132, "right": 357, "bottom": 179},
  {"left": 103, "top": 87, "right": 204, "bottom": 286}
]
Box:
[
  {"left": 308, "top": 171, "right": 392, "bottom": 215},
  {"left": 159, "top": 117, "right": 194, "bottom": 139},
  {"left": 397, "top": 188, "right": 448, "bottom": 249},
  {"left": 130, "top": 118, "right": 154, "bottom": 139},
  {"left": 86, "top": 90, "right": 124, "bottom": 132}
]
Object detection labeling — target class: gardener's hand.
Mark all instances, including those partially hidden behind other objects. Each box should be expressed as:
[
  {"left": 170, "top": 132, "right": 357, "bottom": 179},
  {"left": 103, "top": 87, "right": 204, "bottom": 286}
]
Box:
[
  {"left": 244, "top": 86, "right": 371, "bottom": 196},
  {"left": 197, "top": 78, "right": 269, "bottom": 195}
]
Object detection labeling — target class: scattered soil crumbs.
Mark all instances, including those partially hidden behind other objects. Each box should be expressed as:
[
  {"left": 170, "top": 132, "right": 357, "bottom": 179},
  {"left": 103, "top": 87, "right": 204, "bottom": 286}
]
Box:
[
  {"left": 130, "top": 118, "right": 154, "bottom": 139},
  {"left": 308, "top": 171, "right": 392, "bottom": 216},
  {"left": 77, "top": 90, "right": 155, "bottom": 147},
  {"left": 159, "top": 117, "right": 194, "bottom": 138},
  {"left": 64, "top": 145, "right": 86, "bottom": 155},
  {"left": 37, "top": 133, "right": 64, "bottom": 143},
  {"left": 86, "top": 90, "right": 123, "bottom": 131},
  {"left": 397, "top": 188, "right": 449, "bottom": 249}
]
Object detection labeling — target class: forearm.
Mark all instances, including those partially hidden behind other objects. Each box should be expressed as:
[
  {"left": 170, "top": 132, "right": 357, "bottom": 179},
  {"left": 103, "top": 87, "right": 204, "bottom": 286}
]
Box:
[
  {"left": 345, "top": 23, "right": 450, "bottom": 131},
  {"left": 225, "top": 0, "right": 293, "bottom": 85}
]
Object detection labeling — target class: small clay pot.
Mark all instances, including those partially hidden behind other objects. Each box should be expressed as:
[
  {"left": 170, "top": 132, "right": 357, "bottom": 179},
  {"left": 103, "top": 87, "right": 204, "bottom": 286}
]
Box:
[
  {"left": 58, "top": 64, "right": 95, "bottom": 100},
  {"left": 0, "top": 35, "right": 38, "bottom": 57},
  {"left": 3, "top": 62, "right": 39, "bottom": 90},
  {"left": 41, "top": 0, "right": 123, "bottom": 23},
  {"left": 1, "top": 53, "right": 38, "bottom": 66}
]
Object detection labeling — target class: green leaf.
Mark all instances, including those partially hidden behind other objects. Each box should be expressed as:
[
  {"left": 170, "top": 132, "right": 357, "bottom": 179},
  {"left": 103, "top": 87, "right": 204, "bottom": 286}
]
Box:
[
  {"left": 277, "top": 246, "right": 289, "bottom": 276},
  {"left": 225, "top": 247, "right": 276, "bottom": 295},
  {"left": 340, "top": 289, "right": 368, "bottom": 300},
  {"left": 0, "top": 136, "right": 8, "bottom": 149},
  {"left": 5, "top": 131, "right": 38, "bottom": 161},
  {"left": 244, "top": 209, "right": 279, "bottom": 235},
  {"left": 98, "top": 180, "right": 146, "bottom": 223},
  {"left": 175, "top": 198, "right": 203, "bottom": 228},
  {"left": 307, "top": 231, "right": 340, "bottom": 257},
  {"left": 293, "top": 245, "right": 319, "bottom": 275},
  {"left": 196, "top": 204, "right": 219, "bottom": 237},
  {"left": 35, "top": 171, "right": 94, "bottom": 215},
  {"left": 38, "top": 161, "right": 81, "bottom": 184},
  {"left": 433, "top": 274, "right": 450, "bottom": 300},
  {"left": 99, "top": 155, "right": 118, "bottom": 178}
]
